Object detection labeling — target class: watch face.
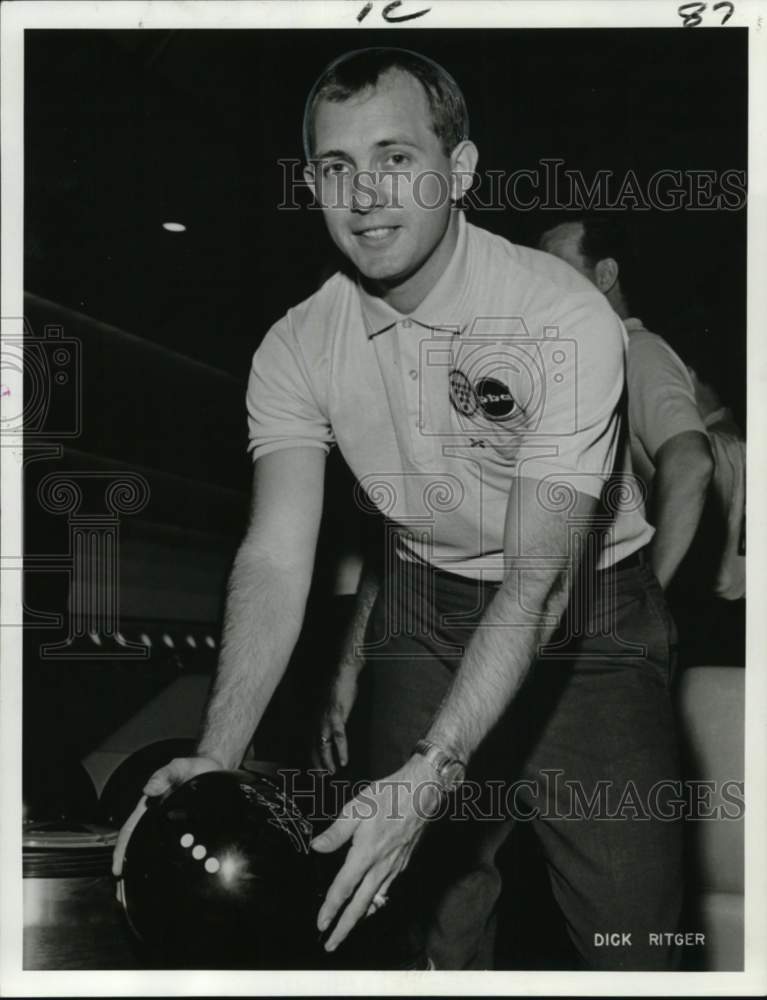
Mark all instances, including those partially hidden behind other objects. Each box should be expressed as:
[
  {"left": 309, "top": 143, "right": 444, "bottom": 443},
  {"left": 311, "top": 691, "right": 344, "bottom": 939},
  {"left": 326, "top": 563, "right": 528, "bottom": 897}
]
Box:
[
  {"left": 442, "top": 760, "right": 466, "bottom": 788},
  {"left": 415, "top": 741, "right": 466, "bottom": 789}
]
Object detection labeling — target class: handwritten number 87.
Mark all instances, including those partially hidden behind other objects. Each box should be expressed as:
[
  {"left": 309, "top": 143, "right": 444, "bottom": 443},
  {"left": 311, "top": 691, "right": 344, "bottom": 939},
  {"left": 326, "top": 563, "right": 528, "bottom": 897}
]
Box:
[{"left": 678, "top": 2, "right": 735, "bottom": 26}]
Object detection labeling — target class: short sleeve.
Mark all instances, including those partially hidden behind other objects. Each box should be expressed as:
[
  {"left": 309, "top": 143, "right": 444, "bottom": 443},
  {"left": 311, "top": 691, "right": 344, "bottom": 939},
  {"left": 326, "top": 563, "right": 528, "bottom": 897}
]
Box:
[
  {"left": 517, "top": 292, "right": 626, "bottom": 501},
  {"left": 628, "top": 332, "right": 707, "bottom": 460},
  {"left": 246, "top": 318, "right": 335, "bottom": 461}
]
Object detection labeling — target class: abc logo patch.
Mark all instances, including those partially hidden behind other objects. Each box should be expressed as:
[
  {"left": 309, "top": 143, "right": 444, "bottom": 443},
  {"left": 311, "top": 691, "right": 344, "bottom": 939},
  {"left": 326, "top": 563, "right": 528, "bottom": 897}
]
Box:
[
  {"left": 475, "top": 377, "right": 516, "bottom": 420},
  {"left": 450, "top": 369, "right": 516, "bottom": 421}
]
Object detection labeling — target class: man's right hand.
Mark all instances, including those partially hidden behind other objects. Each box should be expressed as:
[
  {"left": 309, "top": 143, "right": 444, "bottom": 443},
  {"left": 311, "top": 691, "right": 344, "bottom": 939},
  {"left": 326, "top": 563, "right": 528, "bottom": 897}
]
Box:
[
  {"left": 111, "top": 754, "right": 222, "bottom": 878},
  {"left": 311, "top": 662, "right": 361, "bottom": 775}
]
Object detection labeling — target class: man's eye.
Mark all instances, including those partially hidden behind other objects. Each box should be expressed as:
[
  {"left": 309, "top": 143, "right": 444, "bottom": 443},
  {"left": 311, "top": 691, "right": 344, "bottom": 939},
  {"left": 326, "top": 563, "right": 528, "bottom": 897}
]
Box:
[
  {"left": 322, "top": 162, "right": 350, "bottom": 178},
  {"left": 384, "top": 152, "right": 411, "bottom": 168}
]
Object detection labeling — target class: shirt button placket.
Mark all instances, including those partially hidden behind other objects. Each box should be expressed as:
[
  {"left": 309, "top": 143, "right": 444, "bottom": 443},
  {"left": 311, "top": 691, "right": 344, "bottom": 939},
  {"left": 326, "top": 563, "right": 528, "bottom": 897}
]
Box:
[
  {"left": 400, "top": 320, "right": 420, "bottom": 440},
  {"left": 404, "top": 321, "right": 432, "bottom": 460}
]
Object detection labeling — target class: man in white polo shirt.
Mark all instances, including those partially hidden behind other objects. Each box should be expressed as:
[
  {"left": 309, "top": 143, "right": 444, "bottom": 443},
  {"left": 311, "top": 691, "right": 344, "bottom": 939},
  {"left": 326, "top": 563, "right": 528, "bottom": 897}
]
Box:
[{"left": 117, "top": 48, "right": 683, "bottom": 971}]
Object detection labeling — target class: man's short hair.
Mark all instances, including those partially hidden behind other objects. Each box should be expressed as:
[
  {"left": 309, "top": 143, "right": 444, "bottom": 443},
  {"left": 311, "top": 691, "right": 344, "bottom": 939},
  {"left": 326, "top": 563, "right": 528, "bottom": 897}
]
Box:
[
  {"left": 569, "top": 214, "right": 638, "bottom": 314},
  {"left": 574, "top": 214, "right": 631, "bottom": 271},
  {"left": 303, "top": 47, "right": 469, "bottom": 160}
]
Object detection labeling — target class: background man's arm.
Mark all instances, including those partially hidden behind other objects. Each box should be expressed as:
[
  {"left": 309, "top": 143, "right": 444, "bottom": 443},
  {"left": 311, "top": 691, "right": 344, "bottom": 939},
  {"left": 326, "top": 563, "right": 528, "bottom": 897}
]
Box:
[
  {"left": 314, "top": 560, "right": 380, "bottom": 773},
  {"left": 627, "top": 335, "right": 713, "bottom": 590},
  {"left": 648, "top": 429, "right": 713, "bottom": 590}
]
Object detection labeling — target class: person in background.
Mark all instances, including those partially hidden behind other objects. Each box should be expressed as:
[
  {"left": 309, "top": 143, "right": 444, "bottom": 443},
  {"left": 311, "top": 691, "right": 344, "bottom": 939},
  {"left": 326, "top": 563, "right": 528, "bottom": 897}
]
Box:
[
  {"left": 674, "top": 357, "right": 746, "bottom": 666},
  {"left": 538, "top": 216, "right": 714, "bottom": 592},
  {"left": 687, "top": 366, "right": 745, "bottom": 600}
]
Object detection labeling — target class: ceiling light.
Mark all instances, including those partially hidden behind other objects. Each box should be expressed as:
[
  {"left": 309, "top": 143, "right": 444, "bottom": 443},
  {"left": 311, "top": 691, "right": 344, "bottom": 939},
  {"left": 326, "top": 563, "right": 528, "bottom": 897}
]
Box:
[{"left": 162, "top": 222, "right": 186, "bottom": 232}]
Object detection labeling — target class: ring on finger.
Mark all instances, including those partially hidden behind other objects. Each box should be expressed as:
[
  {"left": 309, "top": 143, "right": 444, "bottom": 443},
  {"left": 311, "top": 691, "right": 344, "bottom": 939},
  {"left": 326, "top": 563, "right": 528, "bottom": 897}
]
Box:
[{"left": 319, "top": 735, "right": 331, "bottom": 745}]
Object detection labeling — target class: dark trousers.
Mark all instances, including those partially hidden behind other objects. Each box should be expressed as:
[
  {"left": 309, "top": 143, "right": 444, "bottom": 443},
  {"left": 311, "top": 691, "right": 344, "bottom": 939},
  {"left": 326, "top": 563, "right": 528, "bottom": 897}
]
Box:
[{"left": 349, "top": 554, "right": 684, "bottom": 971}]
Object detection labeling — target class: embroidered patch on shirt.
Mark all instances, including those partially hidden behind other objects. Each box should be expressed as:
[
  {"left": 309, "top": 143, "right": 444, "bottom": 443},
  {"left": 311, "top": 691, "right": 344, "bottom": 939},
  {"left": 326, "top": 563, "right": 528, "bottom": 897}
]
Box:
[
  {"left": 474, "top": 376, "right": 516, "bottom": 420},
  {"left": 448, "top": 369, "right": 479, "bottom": 417}
]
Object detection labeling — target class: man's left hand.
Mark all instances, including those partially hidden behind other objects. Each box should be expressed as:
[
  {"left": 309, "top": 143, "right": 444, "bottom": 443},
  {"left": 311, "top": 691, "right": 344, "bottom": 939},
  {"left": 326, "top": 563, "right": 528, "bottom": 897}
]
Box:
[{"left": 310, "top": 755, "right": 442, "bottom": 952}]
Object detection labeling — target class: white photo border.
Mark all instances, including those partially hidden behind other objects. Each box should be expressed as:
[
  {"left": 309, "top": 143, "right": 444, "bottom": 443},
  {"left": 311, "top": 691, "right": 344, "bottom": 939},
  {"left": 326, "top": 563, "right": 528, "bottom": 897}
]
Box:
[{"left": 2, "top": 1, "right": 765, "bottom": 996}]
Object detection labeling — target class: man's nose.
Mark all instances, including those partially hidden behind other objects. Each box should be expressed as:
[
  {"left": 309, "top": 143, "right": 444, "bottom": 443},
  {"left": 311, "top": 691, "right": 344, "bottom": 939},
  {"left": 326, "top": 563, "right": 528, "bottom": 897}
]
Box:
[{"left": 350, "top": 169, "right": 384, "bottom": 213}]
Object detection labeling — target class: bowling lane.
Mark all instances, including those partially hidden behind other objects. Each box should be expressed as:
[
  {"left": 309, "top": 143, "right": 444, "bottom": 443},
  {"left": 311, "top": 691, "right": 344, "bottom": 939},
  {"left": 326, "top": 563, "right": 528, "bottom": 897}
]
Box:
[
  {"left": 22, "top": 624, "right": 221, "bottom": 971},
  {"left": 23, "top": 816, "right": 138, "bottom": 969}
]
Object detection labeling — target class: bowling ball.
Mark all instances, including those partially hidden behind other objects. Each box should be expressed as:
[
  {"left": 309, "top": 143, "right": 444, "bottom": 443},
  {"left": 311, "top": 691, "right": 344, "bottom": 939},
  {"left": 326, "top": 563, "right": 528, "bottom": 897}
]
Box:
[
  {"left": 118, "top": 769, "right": 321, "bottom": 968},
  {"left": 99, "top": 738, "right": 197, "bottom": 828}
]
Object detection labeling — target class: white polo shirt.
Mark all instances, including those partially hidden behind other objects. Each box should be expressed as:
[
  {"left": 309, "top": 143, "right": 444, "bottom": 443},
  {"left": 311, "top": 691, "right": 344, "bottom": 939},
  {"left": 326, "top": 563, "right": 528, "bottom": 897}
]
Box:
[{"left": 246, "top": 213, "right": 653, "bottom": 580}]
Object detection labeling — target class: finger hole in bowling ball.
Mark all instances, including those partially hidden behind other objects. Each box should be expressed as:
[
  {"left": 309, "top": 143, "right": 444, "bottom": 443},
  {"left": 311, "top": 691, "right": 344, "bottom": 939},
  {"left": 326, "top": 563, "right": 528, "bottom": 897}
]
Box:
[{"left": 120, "top": 768, "right": 323, "bottom": 969}]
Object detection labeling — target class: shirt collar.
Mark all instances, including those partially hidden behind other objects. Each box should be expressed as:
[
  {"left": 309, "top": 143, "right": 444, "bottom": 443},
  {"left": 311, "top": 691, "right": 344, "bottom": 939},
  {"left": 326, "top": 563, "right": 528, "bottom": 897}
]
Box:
[{"left": 357, "top": 211, "right": 471, "bottom": 339}]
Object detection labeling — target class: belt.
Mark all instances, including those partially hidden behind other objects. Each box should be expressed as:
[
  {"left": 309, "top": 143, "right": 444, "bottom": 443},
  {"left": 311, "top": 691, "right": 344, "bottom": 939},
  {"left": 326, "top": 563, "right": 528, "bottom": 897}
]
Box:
[
  {"left": 406, "top": 547, "right": 646, "bottom": 584},
  {"left": 604, "top": 548, "right": 645, "bottom": 573}
]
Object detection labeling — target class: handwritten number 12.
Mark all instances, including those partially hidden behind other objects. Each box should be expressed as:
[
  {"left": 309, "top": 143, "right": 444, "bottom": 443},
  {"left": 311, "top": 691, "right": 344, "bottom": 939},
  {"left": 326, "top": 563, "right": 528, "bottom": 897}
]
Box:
[{"left": 357, "top": 1, "right": 432, "bottom": 24}]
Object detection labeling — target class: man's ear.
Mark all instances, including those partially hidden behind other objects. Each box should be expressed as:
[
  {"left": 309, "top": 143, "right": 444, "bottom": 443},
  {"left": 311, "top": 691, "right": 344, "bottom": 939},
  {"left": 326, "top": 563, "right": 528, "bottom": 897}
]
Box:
[
  {"left": 450, "top": 140, "right": 479, "bottom": 202},
  {"left": 594, "top": 257, "right": 619, "bottom": 295}
]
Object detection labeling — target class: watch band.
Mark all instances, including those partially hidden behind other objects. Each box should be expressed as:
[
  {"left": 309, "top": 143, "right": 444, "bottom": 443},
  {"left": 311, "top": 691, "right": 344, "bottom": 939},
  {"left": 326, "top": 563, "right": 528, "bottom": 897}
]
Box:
[{"left": 413, "top": 738, "right": 467, "bottom": 791}]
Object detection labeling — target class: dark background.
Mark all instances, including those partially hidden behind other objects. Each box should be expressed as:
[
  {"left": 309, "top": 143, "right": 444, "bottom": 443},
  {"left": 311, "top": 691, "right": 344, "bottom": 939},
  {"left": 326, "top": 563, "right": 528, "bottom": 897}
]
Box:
[{"left": 25, "top": 28, "right": 747, "bottom": 427}]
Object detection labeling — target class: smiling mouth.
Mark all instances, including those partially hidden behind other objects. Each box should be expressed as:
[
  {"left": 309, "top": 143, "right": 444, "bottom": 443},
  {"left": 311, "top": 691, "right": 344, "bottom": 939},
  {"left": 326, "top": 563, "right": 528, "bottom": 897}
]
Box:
[{"left": 355, "top": 225, "right": 401, "bottom": 243}]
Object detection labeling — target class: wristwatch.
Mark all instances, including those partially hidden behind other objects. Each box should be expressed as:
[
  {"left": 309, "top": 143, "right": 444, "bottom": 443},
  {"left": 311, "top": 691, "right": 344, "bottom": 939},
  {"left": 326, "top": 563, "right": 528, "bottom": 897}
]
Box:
[{"left": 413, "top": 739, "right": 467, "bottom": 792}]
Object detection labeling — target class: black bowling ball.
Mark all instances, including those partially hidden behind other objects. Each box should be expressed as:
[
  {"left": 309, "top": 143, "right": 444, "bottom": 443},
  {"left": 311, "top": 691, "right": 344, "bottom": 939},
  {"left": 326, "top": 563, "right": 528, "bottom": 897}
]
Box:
[{"left": 118, "top": 769, "right": 321, "bottom": 968}]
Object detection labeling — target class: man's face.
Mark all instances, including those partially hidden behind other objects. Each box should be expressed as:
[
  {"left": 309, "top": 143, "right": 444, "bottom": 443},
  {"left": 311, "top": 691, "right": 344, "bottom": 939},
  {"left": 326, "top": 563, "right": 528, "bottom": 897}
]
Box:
[
  {"left": 538, "top": 222, "right": 595, "bottom": 284},
  {"left": 307, "top": 70, "right": 455, "bottom": 290}
]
